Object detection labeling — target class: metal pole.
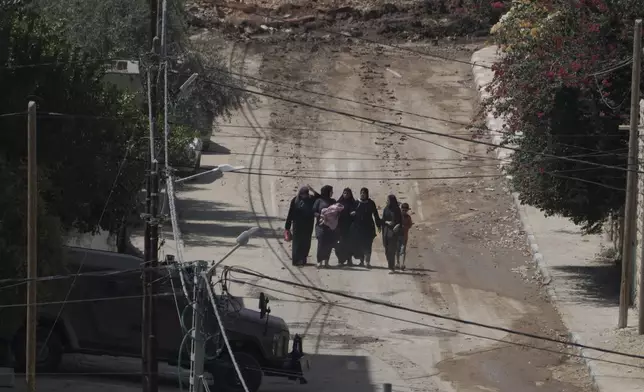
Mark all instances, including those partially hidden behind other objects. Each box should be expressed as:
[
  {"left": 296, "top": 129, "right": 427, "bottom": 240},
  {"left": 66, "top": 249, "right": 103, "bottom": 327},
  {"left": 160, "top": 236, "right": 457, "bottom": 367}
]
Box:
[
  {"left": 620, "top": 18, "right": 642, "bottom": 329},
  {"left": 143, "top": 0, "right": 160, "bottom": 384},
  {"left": 161, "top": 0, "right": 169, "bottom": 169},
  {"left": 149, "top": 161, "right": 160, "bottom": 392},
  {"left": 189, "top": 261, "right": 207, "bottom": 392},
  {"left": 25, "top": 101, "right": 37, "bottom": 392},
  {"left": 142, "top": 171, "right": 151, "bottom": 392}
]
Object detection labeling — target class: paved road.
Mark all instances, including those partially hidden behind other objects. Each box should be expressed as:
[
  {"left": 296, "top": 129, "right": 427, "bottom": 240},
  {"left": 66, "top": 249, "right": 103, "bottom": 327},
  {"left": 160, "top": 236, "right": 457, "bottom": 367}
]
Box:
[{"left": 157, "top": 39, "right": 595, "bottom": 392}]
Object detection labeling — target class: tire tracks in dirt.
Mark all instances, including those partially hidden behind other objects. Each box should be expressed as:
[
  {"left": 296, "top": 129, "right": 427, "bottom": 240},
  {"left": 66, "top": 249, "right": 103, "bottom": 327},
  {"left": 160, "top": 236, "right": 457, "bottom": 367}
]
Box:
[
  {"left": 348, "top": 47, "right": 461, "bottom": 391},
  {"left": 230, "top": 42, "right": 336, "bottom": 351}
]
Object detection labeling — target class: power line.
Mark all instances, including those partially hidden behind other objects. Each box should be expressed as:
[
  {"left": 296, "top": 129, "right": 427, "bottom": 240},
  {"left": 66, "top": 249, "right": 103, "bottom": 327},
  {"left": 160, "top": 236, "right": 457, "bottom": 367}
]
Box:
[
  {"left": 205, "top": 68, "right": 630, "bottom": 158},
  {"left": 192, "top": 76, "right": 642, "bottom": 175},
  {"left": 0, "top": 264, "right": 178, "bottom": 289},
  {"left": 214, "top": 124, "right": 628, "bottom": 138},
  {"left": 228, "top": 276, "right": 644, "bottom": 370},
  {"left": 195, "top": 67, "right": 469, "bottom": 127},
  {"left": 0, "top": 110, "right": 132, "bottom": 121},
  {"left": 198, "top": 66, "right": 630, "bottom": 158},
  {"left": 37, "top": 139, "right": 135, "bottom": 359},
  {"left": 0, "top": 292, "right": 176, "bottom": 309},
  {"left": 226, "top": 267, "right": 644, "bottom": 361}
]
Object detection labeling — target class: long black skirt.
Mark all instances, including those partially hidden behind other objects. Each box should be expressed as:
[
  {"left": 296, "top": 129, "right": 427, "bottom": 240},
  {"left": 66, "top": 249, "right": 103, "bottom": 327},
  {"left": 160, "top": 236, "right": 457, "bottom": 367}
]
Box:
[
  {"left": 291, "top": 220, "right": 314, "bottom": 265},
  {"left": 334, "top": 226, "right": 352, "bottom": 264},
  {"left": 315, "top": 225, "right": 336, "bottom": 263},
  {"left": 349, "top": 225, "right": 375, "bottom": 261}
]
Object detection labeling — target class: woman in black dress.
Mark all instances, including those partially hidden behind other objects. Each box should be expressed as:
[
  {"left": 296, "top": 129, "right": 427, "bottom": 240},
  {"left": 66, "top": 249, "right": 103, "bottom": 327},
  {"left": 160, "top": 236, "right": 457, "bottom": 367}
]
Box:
[
  {"left": 285, "top": 185, "right": 320, "bottom": 266},
  {"left": 313, "top": 185, "right": 336, "bottom": 268},
  {"left": 381, "top": 194, "right": 403, "bottom": 274},
  {"left": 335, "top": 188, "right": 356, "bottom": 266},
  {"left": 349, "top": 187, "right": 381, "bottom": 268}
]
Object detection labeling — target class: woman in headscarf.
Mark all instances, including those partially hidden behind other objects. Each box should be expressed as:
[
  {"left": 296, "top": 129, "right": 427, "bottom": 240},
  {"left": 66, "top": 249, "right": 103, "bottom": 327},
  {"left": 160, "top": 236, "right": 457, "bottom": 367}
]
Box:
[
  {"left": 285, "top": 185, "right": 320, "bottom": 266},
  {"left": 381, "top": 194, "right": 403, "bottom": 274},
  {"left": 312, "top": 185, "right": 337, "bottom": 268},
  {"left": 335, "top": 188, "right": 356, "bottom": 266},
  {"left": 349, "top": 188, "right": 381, "bottom": 268}
]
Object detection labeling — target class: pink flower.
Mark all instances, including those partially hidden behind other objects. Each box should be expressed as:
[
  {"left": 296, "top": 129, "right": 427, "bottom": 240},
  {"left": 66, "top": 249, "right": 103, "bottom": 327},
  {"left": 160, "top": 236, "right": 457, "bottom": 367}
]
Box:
[
  {"left": 537, "top": 112, "right": 545, "bottom": 118},
  {"left": 571, "top": 61, "right": 582, "bottom": 72},
  {"left": 491, "top": 1, "right": 505, "bottom": 8}
]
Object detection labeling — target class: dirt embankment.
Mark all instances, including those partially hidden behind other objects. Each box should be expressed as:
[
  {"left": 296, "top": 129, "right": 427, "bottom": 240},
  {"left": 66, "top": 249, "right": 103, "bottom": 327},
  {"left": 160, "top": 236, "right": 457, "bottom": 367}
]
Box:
[{"left": 186, "top": 0, "right": 493, "bottom": 43}]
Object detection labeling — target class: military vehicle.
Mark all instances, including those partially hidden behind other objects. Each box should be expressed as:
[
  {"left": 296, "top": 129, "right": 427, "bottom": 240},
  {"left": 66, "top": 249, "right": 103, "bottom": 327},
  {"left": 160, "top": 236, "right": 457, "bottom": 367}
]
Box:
[{"left": 9, "top": 246, "right": 306, "bottom": 392}]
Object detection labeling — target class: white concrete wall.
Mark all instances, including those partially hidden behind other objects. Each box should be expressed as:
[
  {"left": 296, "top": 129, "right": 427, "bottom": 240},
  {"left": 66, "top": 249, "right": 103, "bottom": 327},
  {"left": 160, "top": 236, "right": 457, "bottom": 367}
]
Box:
[
  {"left": 635, "top": 99, "right": 644, "bottom": 307},
  {"left": 63, "top": 229, "right": 117, "bottom": 252}
]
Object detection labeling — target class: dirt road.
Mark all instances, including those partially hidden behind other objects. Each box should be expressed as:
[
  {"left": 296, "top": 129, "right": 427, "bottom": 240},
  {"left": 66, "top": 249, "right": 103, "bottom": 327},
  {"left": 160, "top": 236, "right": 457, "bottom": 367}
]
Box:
[{"left": 166, "top": 37, "right": 596, "bottom": 392}]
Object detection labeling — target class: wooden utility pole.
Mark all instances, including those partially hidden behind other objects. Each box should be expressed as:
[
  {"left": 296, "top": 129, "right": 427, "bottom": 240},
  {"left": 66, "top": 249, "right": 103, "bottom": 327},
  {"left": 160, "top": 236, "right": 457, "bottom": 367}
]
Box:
[
  {"left": 633, "top": 19, "right": 644, "bottom": 335},
  {"left": 619, "top": 18, "right": 642, "bottom": 329},
  {"left": 25, "top": 101, "right": 37, "bottom": 392}
]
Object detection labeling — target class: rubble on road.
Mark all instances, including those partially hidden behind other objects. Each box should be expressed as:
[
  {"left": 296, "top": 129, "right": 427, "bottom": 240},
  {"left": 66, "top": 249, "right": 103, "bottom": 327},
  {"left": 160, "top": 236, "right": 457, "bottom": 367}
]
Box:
[{"left": 186, "top": 0, "right": 492, "bottom": 43}]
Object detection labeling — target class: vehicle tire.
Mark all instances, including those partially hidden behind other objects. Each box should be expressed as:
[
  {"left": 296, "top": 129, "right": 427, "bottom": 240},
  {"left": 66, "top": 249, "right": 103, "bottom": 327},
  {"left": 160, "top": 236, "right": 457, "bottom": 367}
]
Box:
[
  {"left": 208, "top": 351, "right": 263, "bottom": 392},
  {"left": 201, "top": 139, "right": 211, "bottom": 152},
  {"left": 13, "top": 325, "right": 64, "bottom": 373}
]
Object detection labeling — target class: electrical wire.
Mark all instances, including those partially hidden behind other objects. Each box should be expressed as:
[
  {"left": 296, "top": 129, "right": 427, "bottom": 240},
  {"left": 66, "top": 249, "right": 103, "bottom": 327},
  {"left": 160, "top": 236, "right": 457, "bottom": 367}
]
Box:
[
  {"left": 233, "top": 171, "right": 504, "bottom": 181},
  {"left": 226, "top": 267, "right": 644, "bottom": 361},
  {"left": 184, "top": 67, "right": 470, "bottom": 127},
  {"left": 213, "top": 124, "right": 628, "bottom": 138},
  {"left": 202, "top": 272, "right": 251, "bottom": 392},
  {"left": 187, "top": 75, "right": 644, "bottom": 175},
  {"left": 0, "top": 110, "right": 132, "bottom": 121},
  {"left": 178, "top": 328, "right": 195, "bottom": 392},
  {"left": 0, "top": 291, "right": 176, "bottom": 309},
  {"left": 220, "top": 273, "right": 644, "bottom": 370},
  {"left": 187, "top": 67, "right": 630, "bottom": 159},
  {"left": 37, "top": 139, "right": 135, "bottom": 358},
  {"left": 0, "top": 264, "right": 175, "bottom": 289}
]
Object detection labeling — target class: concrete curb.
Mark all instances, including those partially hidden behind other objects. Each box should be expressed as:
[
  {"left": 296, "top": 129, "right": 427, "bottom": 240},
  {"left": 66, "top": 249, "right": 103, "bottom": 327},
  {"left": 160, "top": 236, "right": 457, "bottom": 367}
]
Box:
[{"left": 471, "top": 46, "right": 603, "bottom": 391}]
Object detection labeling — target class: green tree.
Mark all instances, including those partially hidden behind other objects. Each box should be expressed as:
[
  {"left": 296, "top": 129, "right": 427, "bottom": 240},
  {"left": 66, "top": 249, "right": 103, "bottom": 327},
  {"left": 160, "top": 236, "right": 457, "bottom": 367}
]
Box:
[
  {"left": 484, "top": 0, "right": 643, "bottom": 233},
  {"left": 31, "top": 0, "right": 245, "bottom": 142},
  {"left": 1, "top": 10, "right": 149, "bottom": 234}
]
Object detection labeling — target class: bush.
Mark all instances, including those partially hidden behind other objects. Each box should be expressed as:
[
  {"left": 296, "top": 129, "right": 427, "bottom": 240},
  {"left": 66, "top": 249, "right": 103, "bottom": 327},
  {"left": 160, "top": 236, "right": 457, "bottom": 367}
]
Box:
[{"left": 482, "top": 0, "right": 644, "bottom": 233}]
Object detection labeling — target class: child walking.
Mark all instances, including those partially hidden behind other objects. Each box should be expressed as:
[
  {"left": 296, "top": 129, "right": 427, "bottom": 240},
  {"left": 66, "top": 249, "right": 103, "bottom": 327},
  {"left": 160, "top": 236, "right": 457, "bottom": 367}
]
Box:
[{"left": 397, "top": 203, "right": 414, "bottom": 270}]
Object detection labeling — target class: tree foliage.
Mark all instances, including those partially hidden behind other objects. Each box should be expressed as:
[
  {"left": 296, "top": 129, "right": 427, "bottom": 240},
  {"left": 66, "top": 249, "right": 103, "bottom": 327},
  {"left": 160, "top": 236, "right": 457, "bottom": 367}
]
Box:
[
  {"left": 483, "top": 0, "right": 644, "bottom": 233},
  {"left": 0, "top": 6, "right": 152, "bottom": 336},
  {"left": 31, "top": 0, "right": 246, "bottom": 141},
  {"left": 1, "top": 9, "right": 149, "bottom": 234}
]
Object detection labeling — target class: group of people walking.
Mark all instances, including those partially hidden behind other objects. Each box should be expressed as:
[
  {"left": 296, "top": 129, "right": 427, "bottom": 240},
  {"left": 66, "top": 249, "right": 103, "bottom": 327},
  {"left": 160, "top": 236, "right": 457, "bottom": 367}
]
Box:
[{"left": 284, "top": 185, "right": 413, "bottom": 273}]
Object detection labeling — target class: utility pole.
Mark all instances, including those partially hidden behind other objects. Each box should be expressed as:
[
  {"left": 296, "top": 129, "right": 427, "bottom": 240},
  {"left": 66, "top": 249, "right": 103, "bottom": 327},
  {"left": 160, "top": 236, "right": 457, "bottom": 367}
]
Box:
[
  {"left": 25, "top": 101, "right": 37, "bottom": 392},
  {"left": 632, "top": 19, "right": 644, "bottom": 335},
  {"left": 189, "top": 261, "right": 208, "bottom": 392},
  {"left": 142, "top": 0, "right": 161, "bottom": 388},
  {"left": 143, "top": 48, "right": 161, "bottom": 392},
  {"left": 619, "top": 18, "right": 642, "bottom": 329}
]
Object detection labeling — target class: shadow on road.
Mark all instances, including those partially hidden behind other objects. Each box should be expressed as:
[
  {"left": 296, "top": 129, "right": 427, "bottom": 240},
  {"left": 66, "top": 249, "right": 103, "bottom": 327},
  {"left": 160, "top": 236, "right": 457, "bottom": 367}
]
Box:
[
  {"left": 32, "top": 353, "right": 377, "bottom": 392},
  {"left": 551, "top": 262, "right": 620, "bottom": 307},
  {"left": 202, "top": 142, "right": 231, "bottom": 155},
  {"left": 173, "top": 198, "right": 281, "bottom": 247}
]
